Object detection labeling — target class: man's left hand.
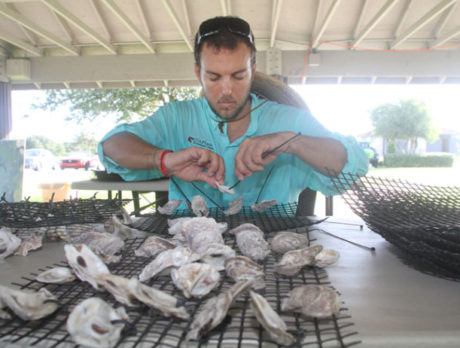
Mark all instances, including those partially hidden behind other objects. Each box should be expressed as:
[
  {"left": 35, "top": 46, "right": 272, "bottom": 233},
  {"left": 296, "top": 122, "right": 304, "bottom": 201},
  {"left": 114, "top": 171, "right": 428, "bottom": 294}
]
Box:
[{"left": 233, "top": 131, "right": 295, "bottom": 180}]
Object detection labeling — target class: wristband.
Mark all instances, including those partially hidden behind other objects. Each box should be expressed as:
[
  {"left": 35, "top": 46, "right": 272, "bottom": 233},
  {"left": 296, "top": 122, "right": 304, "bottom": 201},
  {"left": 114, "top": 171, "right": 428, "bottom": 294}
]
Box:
[{"left": 159, "top": 150, "right": 173, "bottom": 177}]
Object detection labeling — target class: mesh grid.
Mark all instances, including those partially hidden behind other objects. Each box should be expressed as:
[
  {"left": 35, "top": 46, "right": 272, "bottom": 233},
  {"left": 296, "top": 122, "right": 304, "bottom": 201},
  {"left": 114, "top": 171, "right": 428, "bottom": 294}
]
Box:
[
  {"left": 131, "top": 202, "right": 325, "bottom": 234},
  {"left": 331, "top": 172, "right": 460, "bottom": 280},
  {"left": 0, "top": 198, "right": 130, "bottom": 228},
  {"left": 0, "top": 208, "right": 360, "bottom": 347}
]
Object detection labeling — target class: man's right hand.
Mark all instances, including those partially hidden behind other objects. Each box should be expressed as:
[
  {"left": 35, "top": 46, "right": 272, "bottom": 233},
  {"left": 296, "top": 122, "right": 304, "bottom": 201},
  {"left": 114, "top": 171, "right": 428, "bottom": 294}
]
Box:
[{"left": 160, "top": 147, "right": 225, "bottom": 188}]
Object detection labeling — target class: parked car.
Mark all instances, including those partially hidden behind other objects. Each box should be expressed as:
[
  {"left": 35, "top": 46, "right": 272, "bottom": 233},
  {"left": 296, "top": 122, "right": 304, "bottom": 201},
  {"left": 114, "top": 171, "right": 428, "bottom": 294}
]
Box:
[
  {"left": 60, "top": 151, "right": 102, "bottom": 170},
  {"left": 359, "top": 141, "right": 379, "bottom": 167},
  {"left": 24, "top": 148, "right": 60, "bottom": 171}
]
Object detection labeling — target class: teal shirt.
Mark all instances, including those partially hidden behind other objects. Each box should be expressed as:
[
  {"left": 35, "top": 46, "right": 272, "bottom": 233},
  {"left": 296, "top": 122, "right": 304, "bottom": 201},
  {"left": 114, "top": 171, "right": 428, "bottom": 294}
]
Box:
[{"left": 98, "top": 94, "right": 369, "bottom": 210}]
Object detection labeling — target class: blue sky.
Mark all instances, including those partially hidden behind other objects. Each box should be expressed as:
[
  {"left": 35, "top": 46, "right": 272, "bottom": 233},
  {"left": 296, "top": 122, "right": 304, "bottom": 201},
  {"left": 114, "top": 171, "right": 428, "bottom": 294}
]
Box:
[{"left": 11, "top": 84, "right": 460, "bottom": 143}]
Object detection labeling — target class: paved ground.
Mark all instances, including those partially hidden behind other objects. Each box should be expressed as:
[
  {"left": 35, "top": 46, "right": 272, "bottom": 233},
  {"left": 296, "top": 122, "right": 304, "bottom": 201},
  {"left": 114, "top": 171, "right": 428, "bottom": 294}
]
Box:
[{"left": 22, "top": 168, "right": 93, "bottom": 201}]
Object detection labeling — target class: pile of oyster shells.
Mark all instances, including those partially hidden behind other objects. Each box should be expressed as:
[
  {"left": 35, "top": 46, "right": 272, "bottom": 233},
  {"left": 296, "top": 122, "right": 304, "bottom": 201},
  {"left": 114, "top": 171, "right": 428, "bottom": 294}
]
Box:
[{"left": 0, "top": 197, "right": 341, "bottom": 347}]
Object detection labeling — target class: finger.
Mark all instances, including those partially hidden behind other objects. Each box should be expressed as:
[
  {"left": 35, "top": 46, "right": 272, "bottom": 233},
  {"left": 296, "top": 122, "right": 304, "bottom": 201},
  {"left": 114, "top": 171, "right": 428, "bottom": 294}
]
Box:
[
  {"left": 196, "top": 150, "right": 211, "bottom": 167},
  {"left": 214, "top": 156, "right": 226, "bottom": 182},
  {"left": 197, "top": 171, "right": 219, "bottom": 188},
  {"left": 205, "top": 152, "right": 220, "bottom": 176}
]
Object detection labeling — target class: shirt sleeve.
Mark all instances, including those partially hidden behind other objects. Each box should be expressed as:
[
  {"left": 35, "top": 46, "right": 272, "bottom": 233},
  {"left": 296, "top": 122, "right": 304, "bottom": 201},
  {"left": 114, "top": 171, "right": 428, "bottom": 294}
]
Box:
[
  {"left": 97, "top": 105, "right": 173, "bottom": 181},
  {"left": 261, "top": 103, "right": 369, "bottom": 196},
  {"left": 292, "top": 109, "right": 369, "bottom": 195}
]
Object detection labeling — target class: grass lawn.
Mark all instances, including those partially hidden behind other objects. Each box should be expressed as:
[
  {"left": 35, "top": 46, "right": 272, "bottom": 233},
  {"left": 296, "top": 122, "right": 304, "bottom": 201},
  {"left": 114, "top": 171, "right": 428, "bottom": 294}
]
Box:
[{"left": 367, "top": 166, "right": 460, "bottom": 186}]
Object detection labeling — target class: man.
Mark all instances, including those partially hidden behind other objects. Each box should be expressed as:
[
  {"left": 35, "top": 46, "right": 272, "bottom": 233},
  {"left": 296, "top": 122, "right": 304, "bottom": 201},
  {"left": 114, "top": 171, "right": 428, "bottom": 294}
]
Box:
[{"left": 99, "top": 16, "right": 368, "bottom": 211}]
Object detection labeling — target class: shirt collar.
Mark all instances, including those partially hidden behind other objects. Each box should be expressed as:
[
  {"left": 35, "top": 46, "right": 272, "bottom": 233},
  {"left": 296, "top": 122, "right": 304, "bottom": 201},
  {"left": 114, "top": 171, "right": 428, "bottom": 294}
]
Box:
[{"left": 204, "top": 93, "right": 264, "bottom": 134}]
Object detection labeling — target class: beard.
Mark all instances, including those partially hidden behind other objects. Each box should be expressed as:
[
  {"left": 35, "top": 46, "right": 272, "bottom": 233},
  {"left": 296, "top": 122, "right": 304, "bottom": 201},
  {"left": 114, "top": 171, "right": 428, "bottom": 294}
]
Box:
[{"left": 207, "top": 93, "right": 251, "bottom": 121}]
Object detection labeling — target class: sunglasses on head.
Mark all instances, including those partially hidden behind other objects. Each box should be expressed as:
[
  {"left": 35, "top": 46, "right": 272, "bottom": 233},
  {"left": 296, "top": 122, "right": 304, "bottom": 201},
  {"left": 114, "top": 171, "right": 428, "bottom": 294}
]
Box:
[{"left": 196, "top": 17, "right": 254, "bottom": 47}]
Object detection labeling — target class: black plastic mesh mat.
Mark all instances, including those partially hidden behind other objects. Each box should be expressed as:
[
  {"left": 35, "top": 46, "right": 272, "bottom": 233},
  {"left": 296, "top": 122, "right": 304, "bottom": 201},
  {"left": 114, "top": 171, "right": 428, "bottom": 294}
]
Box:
[
  {"left": 131, "top": 202, "right": 324, "bottom": 234},
  {"left": 0, "top": 198, "right": 130, "bottom": 228},
  {"left": 0, "top": 224, "right": 360, "bottom": 347},
  {"left": 331, "top": 172, "right": 460, "bottom": 280}
]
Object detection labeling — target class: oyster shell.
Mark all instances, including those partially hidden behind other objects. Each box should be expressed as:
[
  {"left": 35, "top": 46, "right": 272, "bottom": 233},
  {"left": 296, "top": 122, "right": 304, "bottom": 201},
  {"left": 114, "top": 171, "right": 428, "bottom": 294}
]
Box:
[
  {"left": 271, "top": 231, "right": 309, "bottom": 254},
  {"left": 98, "top": 274, "right": 137, "bottom": 307},
  {"left": 36, "top": 267, "right": 76, "bottom": 284},
  {"left": 128, "top": 278, "right": 189, "bottom": 320},
  {"left": 157, "top": 199, "right": 182, "bottom": 215},
  {"left": 0, "top": 228, "right": 21, "bottom": 259},
  {"left": 251, "top": 199, "right": 277, "bottom": 212},
  {"left": 274, "top": 245, "right": 323, "bottom": 276},
  {"left": 225, "top": 256, "right": 265, "bottom": 290},
  {"left": 72, "top": 232, "right": 125, "bottom": 264},
  {"left": 223, "top": 196, "right": 243, "bottom": 215},
  {"left": 186, "top": 280, "right": 253, "bottom": 341},
  {"left": 215, "top": 181, "right": 235, "bottom": 195},
  {"left": 182, "top": 217, "right": 226, "bottom": 253},
  {"left": 0, "top": 285, "right": 59, "bottom": 320},
  {"left": 64, "top": 244, "right": 110, "bottom": 291},
  {"left": 171, "top": 262, "right": 220, "bottom": 298},
  {"left": 104, "top": 214, "right": 148, "bottom": 239},
  {"left": 250, "top": 291, "right": 295, "bottom": 346},
  {"left": 230, "top": 223, "right": 270, "bottom": 261},
  {"left": 314, "top": 249, "right": 340, "bottom": 268},
  {"left": 15, "top": 233, "right": 43, "bottom": 256},
  {"left": 199, "top": 243, "right": 236, "bottom": 271},
  {"left": 167, "top": 217, "right": 193, "bottom": 235},
  {"left": 138, "top": 246, "right": 200, "bottom": 282},
  {"left": 281, "top": 284, "right": 341, "bottom": 319},
  {"left": 67, "top": 297, "right": 128, "bottom": 348},
  {"left": 191, "top": 195, "right": 209, "bottom": 217},
  {"left": 134, "top": 236, "right": 176, "bottom": 258}
]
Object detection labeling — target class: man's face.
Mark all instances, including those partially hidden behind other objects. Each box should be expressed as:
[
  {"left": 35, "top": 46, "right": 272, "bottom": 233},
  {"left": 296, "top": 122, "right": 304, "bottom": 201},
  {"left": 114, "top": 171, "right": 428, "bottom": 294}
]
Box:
[{"left": 195, "top": 41, "right": 256, "bottom": 120}]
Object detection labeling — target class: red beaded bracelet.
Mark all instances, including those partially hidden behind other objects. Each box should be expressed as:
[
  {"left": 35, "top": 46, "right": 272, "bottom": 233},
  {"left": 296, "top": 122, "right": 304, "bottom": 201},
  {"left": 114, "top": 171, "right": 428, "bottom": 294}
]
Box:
[{"left": 159, "top": 149, "right": 173, "bottom": 177}]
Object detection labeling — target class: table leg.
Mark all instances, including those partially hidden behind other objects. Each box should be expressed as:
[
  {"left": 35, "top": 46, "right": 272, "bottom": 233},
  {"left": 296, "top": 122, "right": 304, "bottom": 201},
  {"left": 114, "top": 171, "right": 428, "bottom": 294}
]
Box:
[
  {"left": 132, "top": 191, "right": 141, "bottom": 216},
  {"left": 326, "top": 196, "right": 334, "bottom": 216}
]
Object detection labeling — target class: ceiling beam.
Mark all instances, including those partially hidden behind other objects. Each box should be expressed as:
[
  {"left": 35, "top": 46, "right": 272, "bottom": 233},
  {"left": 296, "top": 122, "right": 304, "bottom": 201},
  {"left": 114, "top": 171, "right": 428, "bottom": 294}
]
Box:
[
  {"left": 160, "top": 0, "right": 193, "bottom": 51},
  {"left": 5, "top": 3, "right": 38, "bottom": 45},
  {"left": 0, "top": 3, "right": 79, "bottom": 55},
  {"left": 434, "top": 1, "right": 458, "bottom": 38},
  {"left": 220, "top": 0, "right": 228, "bottom": 15},
  {"left": 392, "top": 0, "right": 413, "bottom": 38},
  {"left": 50, "top": 8, "right": 74, "bottom": 43},
  {"left": 135, "top": 0, "right": 152, "bottom": 40},
  {"left": 0, "top": 30, "right": 42, "bottom": 56},
  {"left": 352, "top": 0, "right": 369, "bottom": 39},
  {"left": 312, "top": 0, "right": 342, "bottom": 49},
  {"left": 101, "top": 0, "right": 155, "bottom": 53},
  {"left": 431, "top": 25, "right": 460, "bottom": 47},
  {"left": 89, "top": 0, "right": 112, "bottom": 41},
  {"left": 352, "top": 0, "right": 398, "bottom": 48},
  {"left": 42, "top": 0, "right": 116, "bottom": 54},
  {"left": 391, "top": 0, "right": 456, "bottom": 49},
  {"left": 270, "top": 0, "right": 283, "bottom": 48},
  {"left": 180, "top": 0, "right": 192, "bottom": 36}
]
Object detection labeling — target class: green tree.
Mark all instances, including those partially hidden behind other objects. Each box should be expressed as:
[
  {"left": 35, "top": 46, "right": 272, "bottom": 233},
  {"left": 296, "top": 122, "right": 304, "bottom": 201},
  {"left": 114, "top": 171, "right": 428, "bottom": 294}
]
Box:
[
  {"left": 370, "top": 99, "right": 438, "bottom": 153},
  {"left": 70, "top": 132, "right": 99, "bottom": 154},
  {"left": 34, "top": 87, "right": 199, "bottom": 123},
  {"left": 25, "top": 135, "right": 66, "bottom": 156}
]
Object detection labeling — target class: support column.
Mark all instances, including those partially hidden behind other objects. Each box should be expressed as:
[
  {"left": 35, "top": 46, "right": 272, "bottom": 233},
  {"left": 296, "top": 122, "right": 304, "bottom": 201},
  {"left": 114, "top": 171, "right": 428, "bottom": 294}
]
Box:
[
  {"left": 0, "top": 81, "right": 12, "bottom": 140},
  {"left": 0, "top": 44, "right": 12, "bottom": 140}
]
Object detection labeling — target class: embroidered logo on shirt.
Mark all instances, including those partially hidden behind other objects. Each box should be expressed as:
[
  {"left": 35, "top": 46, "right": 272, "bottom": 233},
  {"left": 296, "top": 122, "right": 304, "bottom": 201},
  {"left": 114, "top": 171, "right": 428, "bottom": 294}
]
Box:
[{"left": 187, "top": 136, "right": 214, "bottom": 151}]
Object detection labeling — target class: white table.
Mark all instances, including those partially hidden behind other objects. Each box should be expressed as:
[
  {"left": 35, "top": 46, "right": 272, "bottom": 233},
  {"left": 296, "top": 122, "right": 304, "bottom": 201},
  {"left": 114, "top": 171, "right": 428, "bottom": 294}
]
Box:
[
  {"left": 71, "top": 179, "right": 169, "bottom": 214},
  {"left": 1, "top": 217, "right": 459, "bottom": 347}
]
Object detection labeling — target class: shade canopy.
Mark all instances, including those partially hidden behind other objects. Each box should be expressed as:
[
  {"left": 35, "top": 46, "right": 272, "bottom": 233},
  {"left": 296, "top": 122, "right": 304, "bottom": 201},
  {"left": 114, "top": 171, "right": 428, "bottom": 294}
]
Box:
[{"left": 1, "top": 0, "right": 460, "bottom": 90}]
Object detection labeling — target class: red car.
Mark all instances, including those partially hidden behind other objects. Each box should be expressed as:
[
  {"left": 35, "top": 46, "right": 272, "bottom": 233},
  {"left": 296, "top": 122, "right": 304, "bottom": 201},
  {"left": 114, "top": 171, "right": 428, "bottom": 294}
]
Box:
[{"left": 60, "top": 151, "right": 102, "bottom": 170}]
